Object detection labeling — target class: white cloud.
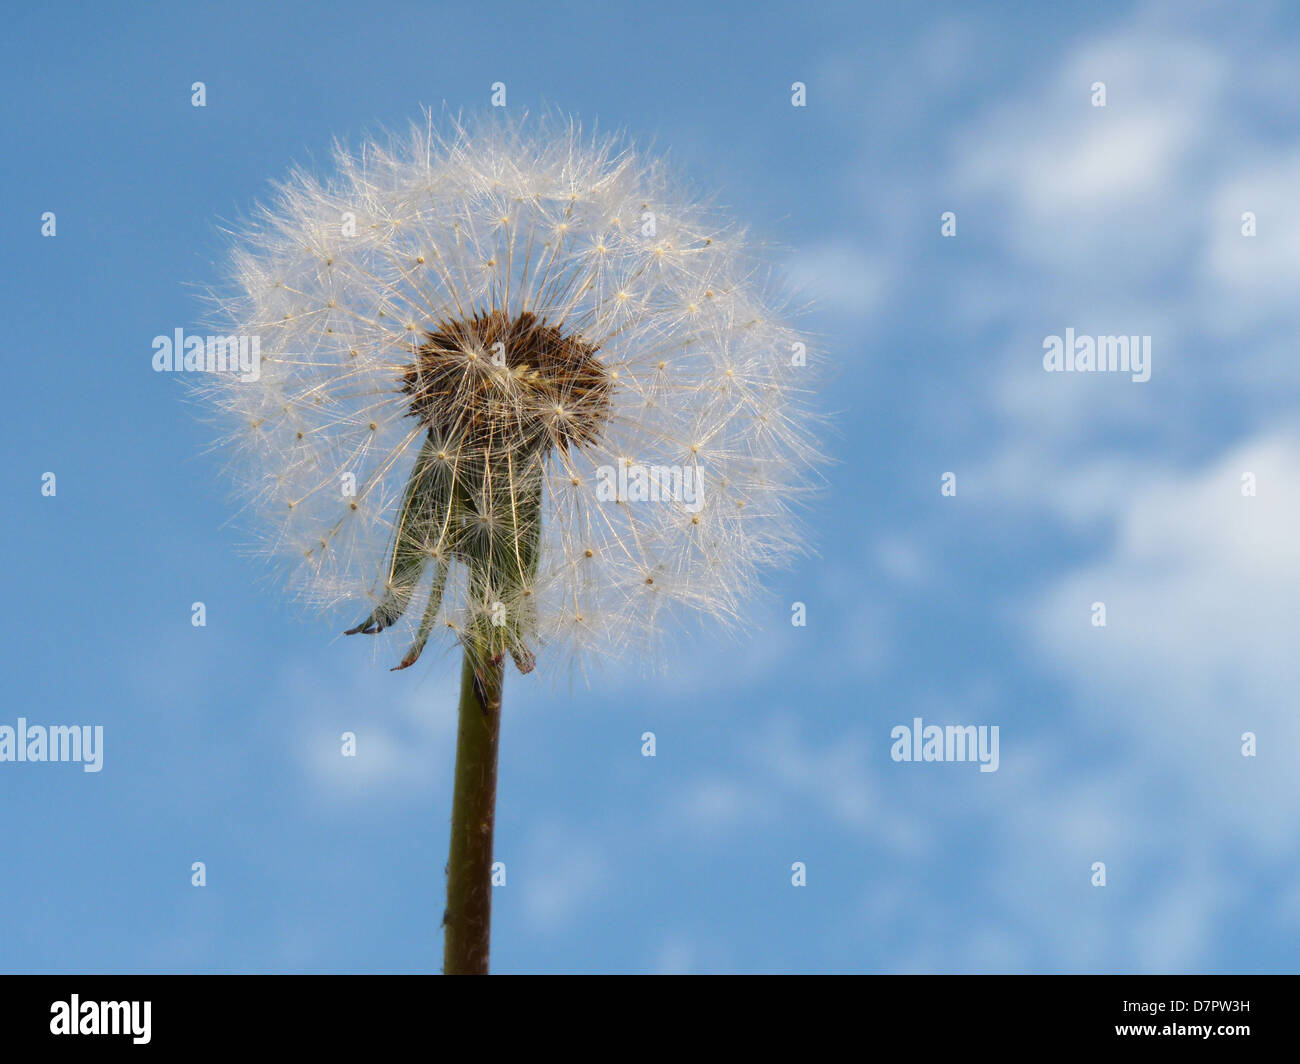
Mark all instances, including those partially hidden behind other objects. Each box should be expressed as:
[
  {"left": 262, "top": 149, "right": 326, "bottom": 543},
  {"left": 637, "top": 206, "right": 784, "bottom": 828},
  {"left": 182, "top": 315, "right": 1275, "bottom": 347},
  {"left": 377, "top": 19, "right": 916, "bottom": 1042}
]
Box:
[
  {"left": 1028, "top": 429, "right": 1300, "bottom": 851},
  {"left": 1204, "top": 151, "right": 1300, "bottom": 306},
  {"left": 289, "top": 662, "right": 459, "bottom": 800},
  {"left": 785, "top": 240, "right": 887, "bottom": 318},
  {"left": 515, "top": 824, "right": 610, "bottom": 932},
  {"left": 937, "top": 6, "right": 1300, "bottom": 448},
  {"left": 649, "top": 936, "right": 696, "bottom": 974},
  {"left": 957, "top": 34, "right": 1225, "bottom": 221},
  {"left": 874, "top": 536, "right": 930, "bottom": 586}
]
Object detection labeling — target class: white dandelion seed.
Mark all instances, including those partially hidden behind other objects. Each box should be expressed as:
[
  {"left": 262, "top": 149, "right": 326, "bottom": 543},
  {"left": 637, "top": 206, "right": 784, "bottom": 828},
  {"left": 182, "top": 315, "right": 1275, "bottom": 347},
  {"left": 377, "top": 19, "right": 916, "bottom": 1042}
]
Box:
[{"left": 198, "top": 110, "right": 827, "bottom": 974}]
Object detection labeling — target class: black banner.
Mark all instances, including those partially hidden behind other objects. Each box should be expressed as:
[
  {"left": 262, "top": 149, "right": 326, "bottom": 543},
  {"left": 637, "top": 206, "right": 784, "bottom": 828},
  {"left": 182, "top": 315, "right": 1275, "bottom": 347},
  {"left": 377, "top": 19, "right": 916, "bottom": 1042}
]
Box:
[{"left": 0, "top": 975, "right": 1287, "bottom": 1051}]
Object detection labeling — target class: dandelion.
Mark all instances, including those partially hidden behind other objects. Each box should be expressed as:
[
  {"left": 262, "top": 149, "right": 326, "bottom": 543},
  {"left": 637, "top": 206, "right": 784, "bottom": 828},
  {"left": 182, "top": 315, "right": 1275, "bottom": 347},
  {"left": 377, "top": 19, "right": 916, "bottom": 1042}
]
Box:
[{"left": 203, "top": 111, "right": 825, "bottom": 974}]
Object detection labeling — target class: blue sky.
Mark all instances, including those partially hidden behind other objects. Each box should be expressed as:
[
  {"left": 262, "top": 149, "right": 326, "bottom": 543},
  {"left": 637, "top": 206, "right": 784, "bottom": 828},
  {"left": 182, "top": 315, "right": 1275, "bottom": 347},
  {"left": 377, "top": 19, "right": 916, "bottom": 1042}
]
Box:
[{"left": 2, "top": 0, "right": 1299, "bottom": 973}]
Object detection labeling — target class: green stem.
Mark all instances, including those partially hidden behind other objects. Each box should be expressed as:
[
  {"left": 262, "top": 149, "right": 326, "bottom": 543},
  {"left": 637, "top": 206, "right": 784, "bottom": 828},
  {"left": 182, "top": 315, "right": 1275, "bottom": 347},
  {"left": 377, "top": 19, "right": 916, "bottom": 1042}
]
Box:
[{"left": 443, "top": 642, "right": 504, "bottom": 975}]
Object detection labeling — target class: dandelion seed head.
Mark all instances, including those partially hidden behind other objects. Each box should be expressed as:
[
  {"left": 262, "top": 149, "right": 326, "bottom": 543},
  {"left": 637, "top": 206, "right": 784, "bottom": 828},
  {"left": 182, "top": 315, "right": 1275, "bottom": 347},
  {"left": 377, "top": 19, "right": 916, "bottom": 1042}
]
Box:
[{"left": 204, "top": 110, "right": 826, "bottom": 673}]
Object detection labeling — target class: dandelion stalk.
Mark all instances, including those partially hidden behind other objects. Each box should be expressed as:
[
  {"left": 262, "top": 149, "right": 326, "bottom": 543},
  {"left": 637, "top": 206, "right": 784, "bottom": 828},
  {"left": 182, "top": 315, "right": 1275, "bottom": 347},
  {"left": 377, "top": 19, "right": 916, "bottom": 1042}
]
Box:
[
  {"left": 202, "top": 111, "right": 826, "bottom": 976},
  {"left": 443, "top": 638, "right": 503, "bottom": 976}
]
